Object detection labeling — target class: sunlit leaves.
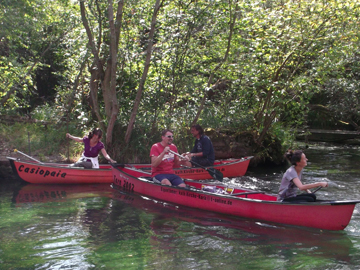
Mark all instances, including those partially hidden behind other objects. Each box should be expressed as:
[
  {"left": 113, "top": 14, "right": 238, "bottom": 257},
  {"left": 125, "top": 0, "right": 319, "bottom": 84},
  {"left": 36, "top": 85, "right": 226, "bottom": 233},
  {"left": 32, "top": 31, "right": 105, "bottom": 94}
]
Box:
[
  {"left": 2, "top": 0, "right": 360, "bottom": 150},
  {"left": 0, "top": 0, "right": 82, "bottom": 113}
]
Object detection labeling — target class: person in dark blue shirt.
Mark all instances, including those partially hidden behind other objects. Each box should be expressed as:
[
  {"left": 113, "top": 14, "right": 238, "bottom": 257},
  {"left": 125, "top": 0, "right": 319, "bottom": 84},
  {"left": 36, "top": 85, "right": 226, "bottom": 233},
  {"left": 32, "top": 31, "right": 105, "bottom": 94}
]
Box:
[{"left": 182, "top": 124, "right": 215, "bottom": 167}]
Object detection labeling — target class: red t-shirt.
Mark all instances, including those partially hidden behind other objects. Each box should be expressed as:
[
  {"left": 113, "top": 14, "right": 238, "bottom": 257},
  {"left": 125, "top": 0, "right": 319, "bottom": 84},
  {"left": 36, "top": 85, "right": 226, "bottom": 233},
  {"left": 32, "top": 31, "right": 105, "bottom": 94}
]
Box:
[{"left": 150, "top": 142, "right": 179, "bottom": 177}]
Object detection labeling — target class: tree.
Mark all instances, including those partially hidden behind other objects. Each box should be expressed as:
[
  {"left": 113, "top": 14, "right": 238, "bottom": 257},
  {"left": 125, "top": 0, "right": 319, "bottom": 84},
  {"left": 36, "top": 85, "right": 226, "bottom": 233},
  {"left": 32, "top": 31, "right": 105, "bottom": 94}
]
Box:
[
  {"left": 227, "top": 0, "right": 360, "bottom": 145},
  {"left": 79, "top": 0, "right": 123, "bottom": 147},
  {"left": 0, "top": 0, "right": 80, "bottom": 113},
  {"left": 124, "top": 0, "right": 163, "bottom": 143}
]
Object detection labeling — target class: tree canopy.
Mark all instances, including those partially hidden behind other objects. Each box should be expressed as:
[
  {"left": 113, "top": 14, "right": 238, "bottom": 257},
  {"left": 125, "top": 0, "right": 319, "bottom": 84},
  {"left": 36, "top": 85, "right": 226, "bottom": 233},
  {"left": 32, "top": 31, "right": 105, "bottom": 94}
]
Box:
[{"left": 1, "top": 0, "right": 360, "bottom": 160}]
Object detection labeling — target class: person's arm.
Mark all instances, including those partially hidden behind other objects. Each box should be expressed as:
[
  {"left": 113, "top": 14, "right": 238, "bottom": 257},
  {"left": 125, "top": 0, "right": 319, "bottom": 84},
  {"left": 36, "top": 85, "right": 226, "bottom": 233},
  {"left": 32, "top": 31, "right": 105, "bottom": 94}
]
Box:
[
  {"left": 292, "top": 177, "right": 328, "bottom": 191},
  {"left": 151, "top": 146, "right": 169, "bottom": 168},
  {"left": 66, "top": 133, "right": 83, "bottom": 143},
  {"left": 100, "top": 148, "right": 116, "bottom": 163},
  {"left": 188, "top": 152, "right": 203, "bottom": 158}
]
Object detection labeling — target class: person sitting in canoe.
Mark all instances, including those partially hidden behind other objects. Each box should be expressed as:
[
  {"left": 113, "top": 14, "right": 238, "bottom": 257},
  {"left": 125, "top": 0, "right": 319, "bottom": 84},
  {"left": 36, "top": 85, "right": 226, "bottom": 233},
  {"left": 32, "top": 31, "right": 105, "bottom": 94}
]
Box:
[
  {"left": 150, "top": 129, "right": 186, "bottom": 187},
  {"left": 66, "top": 128, "right": 116, "bottom": 169},
  {"left": 277, "top": 150, "right": 328, "bottom": 202},
  {"left": 181, "top": 124, "right": 215, "bottom": 167}
]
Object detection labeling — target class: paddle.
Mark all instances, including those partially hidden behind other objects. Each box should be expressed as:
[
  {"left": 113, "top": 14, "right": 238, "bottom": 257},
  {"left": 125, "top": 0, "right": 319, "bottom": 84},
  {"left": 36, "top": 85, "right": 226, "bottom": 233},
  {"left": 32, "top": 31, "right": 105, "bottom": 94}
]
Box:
[
  {"left": 169, "top": 150, "right": 223, "bottom": 181},
  {"left": 311, "top": 186, "right": 322, "bottom": 193},
  {"left": 14, "top": 149, "right": 44, "bottom": 164}
]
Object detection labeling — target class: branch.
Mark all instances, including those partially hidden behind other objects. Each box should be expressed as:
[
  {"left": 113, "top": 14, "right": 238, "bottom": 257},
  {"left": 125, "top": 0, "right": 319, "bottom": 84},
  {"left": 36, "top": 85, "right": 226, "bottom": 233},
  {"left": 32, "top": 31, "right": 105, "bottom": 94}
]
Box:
[
  {"left": 115, "top": 0, "right": 124, "bottom": 48},
  {"left": 80, "top": 1, "right": 103, "bottom": 75},
  {"left": 192, "top": 2, "right": 239, "bottom": 126}
]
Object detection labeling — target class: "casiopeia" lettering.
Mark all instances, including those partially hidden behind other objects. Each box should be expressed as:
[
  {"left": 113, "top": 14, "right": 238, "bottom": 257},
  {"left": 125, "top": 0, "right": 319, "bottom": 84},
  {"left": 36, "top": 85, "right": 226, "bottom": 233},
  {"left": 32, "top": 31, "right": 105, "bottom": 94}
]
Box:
[{"left": 19, "top": 165, "right": 67, "bottom": 178}]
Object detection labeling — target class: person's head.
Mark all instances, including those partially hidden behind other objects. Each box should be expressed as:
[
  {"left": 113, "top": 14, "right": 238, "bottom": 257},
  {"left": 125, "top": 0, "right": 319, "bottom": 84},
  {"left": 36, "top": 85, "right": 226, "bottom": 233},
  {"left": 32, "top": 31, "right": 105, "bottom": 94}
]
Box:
[
  {"left": 284, "top": 149, "right": 307, "bottom": 167},
  {"left": 190, "top": 124, "right": 204, "bottom": 138},
  {"left": 161, "top": 129, "right": 174, "bottom": 145},
  {"left": 89, "top": 128, "right": 103, "bottom": 140}
]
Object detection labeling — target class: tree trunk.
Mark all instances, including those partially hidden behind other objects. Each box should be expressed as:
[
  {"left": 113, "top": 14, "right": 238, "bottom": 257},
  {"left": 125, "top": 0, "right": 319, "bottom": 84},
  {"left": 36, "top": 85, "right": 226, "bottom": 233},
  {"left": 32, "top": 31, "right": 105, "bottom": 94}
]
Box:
[
  {"left": 80, "top": 0, "right": 124, "bottom": 149},
  {"left": 125, "top": 0, "right": 162, "bottom": 144},
  {"left": 105, "top": 0, "right": 122, "bottom": 148}
]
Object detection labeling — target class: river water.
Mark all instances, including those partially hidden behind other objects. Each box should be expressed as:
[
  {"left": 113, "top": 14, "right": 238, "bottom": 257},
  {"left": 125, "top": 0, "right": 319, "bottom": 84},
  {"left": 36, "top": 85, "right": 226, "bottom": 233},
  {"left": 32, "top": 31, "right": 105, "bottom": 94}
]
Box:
[{"left": 1, "top": 144, "right": 360, "bottom": 269}]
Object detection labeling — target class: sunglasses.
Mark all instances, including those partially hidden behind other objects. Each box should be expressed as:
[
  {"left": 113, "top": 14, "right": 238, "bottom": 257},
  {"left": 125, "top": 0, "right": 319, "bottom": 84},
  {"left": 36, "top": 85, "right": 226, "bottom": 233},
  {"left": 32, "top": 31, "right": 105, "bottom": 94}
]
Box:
[{"left": 166, "top": 135, "right": 174, "bottom": 138}]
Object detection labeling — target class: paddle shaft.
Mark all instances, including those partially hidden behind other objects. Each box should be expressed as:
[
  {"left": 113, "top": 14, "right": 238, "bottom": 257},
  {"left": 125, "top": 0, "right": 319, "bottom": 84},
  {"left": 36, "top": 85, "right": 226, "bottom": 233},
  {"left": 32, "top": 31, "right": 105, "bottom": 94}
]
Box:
[
  {"left": 169, "top": 150, "right": 223, "bottom": 181},
  {"left": 169, "top": 149, "right": 207, "bottom": 168},
  {"left": 14, "top": 149, "right": 44, "bottom": 164},
  {"left": 312, "top": 186, "right": 322, "bottom": 194}
]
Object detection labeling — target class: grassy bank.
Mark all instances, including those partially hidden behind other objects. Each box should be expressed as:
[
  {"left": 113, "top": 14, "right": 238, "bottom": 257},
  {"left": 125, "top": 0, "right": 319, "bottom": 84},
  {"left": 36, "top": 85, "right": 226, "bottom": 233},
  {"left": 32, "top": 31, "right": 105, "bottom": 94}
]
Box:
[{"left": 1, "top": 122, "right": 82, "bottom": 163}]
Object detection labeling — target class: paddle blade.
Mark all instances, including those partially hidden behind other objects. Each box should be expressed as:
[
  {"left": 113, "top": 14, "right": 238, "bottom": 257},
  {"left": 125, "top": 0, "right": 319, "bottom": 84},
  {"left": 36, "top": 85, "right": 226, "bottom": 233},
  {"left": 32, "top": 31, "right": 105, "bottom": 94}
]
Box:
[{"left": 207, "top": 168, "right": 223, "bottom": 182}]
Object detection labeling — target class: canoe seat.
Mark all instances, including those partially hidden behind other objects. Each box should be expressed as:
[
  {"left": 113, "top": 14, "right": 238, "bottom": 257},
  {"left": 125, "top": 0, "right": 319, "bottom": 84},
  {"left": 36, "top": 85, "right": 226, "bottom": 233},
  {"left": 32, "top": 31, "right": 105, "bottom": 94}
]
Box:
[{"left": 231, "top": 191, "right": 265, "bottom": 198}]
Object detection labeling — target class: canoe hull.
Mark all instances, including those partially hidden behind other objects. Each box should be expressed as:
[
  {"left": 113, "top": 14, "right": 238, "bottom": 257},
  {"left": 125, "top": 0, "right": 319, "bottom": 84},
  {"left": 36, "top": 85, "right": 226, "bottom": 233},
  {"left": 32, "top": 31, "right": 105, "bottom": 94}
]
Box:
[
  {"left": 112, "top": 165, "right": 359, "bottom": 231},
  {"left": 8, "top": 156, "right": 252, "bottom": 184},
  {"left": 8, "top": 157, "right": 113, "bottom": 184}
]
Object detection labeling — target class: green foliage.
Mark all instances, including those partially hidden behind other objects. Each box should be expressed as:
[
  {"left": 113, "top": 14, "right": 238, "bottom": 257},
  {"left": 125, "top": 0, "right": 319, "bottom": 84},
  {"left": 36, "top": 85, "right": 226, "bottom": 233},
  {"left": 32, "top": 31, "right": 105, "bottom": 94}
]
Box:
[
  {"left": 0, "top": 122, "right": 71, "bottom": 160},
  {"left": 0, "top": 0, "right": 83, "bottom": 113},
  {"left": 2, "top": 0, "right": 360, "bottom": 160}
]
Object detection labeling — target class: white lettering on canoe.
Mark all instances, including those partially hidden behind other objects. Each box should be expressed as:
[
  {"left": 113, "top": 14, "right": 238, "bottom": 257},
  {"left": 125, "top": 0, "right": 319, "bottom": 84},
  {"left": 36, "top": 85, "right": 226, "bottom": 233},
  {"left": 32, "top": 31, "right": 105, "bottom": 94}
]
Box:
[{"left": 160, "top": 188, "right": 232, "bottom": 205}]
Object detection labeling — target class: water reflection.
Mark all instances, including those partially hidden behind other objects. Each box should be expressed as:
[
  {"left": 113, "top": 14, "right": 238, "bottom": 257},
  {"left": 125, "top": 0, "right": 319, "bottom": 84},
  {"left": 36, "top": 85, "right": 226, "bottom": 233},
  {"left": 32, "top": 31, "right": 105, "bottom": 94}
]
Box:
[
  {"left": 7, "top": 184, "right": 113, "bottom": 270},
  {"left": 12, "top": 183, "right": 113, "bottom": 204},
  {"left": 5, "top": 144, "right": 360, "bottom": 269},
  {"left": 10, "top": 182, "right": 356, "bottom": 268},
  {"left": 111, "top": 190, "right": 354, "bottom": 263}
]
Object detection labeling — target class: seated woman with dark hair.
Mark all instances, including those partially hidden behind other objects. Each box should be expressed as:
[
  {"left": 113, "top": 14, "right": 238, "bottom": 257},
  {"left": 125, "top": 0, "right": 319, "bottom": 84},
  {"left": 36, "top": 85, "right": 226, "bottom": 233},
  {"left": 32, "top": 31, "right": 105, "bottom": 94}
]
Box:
[
  {"left": 66, "top": 128, "right": 116, "bottom": 169},
  {"left": 277, "top": 150, "right": 328, "bottom": 202}
]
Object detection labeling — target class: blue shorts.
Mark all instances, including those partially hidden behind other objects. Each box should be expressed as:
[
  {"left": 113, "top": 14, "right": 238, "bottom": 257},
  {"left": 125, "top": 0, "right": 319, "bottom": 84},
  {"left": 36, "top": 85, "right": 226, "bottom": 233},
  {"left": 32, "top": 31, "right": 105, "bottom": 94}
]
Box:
[{"left": 152, "top": 174, "right": 184, "bottom": 186}]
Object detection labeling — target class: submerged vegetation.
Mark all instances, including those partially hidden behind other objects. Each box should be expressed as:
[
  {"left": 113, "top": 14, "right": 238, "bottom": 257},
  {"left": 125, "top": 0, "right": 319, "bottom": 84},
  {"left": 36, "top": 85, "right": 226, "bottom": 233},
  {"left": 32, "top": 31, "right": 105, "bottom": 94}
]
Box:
[{"left": 1, "top": 0, "right": 360, "bottom": 163}]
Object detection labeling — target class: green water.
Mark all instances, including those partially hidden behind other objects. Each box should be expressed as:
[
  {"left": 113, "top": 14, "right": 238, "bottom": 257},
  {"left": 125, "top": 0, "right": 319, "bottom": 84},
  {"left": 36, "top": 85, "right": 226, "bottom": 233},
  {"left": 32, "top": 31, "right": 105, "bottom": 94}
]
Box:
[{"left": 1, "top": 144, "right": 360, "bottom": 269}]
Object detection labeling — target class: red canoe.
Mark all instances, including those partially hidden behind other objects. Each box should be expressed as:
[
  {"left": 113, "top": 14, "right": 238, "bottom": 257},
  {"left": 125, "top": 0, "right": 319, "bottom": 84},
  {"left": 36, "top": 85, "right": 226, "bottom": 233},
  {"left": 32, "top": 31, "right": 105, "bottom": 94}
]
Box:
[
  {"left": 111, "top": 165, "right": 360, "bottom": 231},
  {"left": 7, "top": 156, "right": 252, "bottom": 184}
]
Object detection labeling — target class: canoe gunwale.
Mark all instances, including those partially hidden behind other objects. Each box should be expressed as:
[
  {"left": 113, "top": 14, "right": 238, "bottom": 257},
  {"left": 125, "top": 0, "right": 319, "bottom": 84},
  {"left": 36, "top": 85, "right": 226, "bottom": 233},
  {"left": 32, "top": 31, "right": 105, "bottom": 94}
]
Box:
[
  {"left": 211, "top": 156, "right": 253, "bottom": 167},
  {"left": 7, "top": 157, "right": 111, "bottom": 171}
]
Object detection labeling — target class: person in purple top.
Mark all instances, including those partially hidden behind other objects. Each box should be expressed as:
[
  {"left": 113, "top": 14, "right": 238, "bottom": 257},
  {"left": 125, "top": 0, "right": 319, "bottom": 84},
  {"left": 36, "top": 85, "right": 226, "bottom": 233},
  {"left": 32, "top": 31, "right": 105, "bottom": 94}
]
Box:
[{"left": 66, "top": 128, "right": 116, "bottom": 169}]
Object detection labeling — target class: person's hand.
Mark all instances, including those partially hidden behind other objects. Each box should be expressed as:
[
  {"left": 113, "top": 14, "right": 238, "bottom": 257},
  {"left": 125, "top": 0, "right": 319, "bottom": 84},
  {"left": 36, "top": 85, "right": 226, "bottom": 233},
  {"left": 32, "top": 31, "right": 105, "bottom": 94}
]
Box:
[
  {"left": 181, "top": 153, "right": 190, "bottom": 161},
  {"left": 109, "top": 159, "right": 116, "bottom": 163},
  {"left": 163, "top": 146, "right": 170, "bottom": 153},
  {"left": 320, "top": 182, "right": 328, "bottom": 187},
  {"left": 66, "top": 133, "right": 70, "bottom": 138}
]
